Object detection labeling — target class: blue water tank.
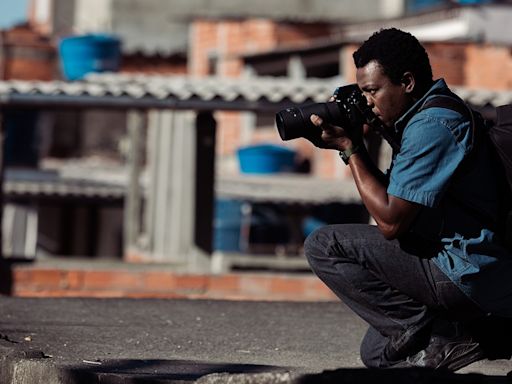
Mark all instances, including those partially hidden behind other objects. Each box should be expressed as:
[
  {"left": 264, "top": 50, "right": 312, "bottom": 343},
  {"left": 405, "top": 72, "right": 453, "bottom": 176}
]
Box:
[
  {"left": 457, "top": 0, "right": 493, "bottom": 3},
  {"left": 237, "top": 144, "right": 296, "bottom": 174},
  {"left": 59, "top": 34, "right": 121, "bottom": 80},
  {"left": 407, "top": 0, "right": 446, "bottom": 12}
]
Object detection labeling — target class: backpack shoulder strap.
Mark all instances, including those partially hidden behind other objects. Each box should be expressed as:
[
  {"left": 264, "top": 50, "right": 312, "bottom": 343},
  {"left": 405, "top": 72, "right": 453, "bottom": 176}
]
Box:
[
  {"left": 421, "top": 95, "right": 470, "bottom": 118},
  {"left": 420, "top": 93, "right": 478, "bottom": 153},
  {"left": 419, "top": 93, "right": 498, "bottom": 230}
]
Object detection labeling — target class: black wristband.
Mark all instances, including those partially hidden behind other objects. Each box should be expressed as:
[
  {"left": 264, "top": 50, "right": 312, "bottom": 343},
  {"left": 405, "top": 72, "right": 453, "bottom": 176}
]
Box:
[{"left": 339, "top": 145, "right": 360, "bottom": 165}]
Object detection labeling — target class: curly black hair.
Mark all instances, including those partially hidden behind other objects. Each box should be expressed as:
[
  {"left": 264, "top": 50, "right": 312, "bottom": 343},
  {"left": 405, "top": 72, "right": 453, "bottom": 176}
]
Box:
[{"left": 353, "top": 28, "right": 433, "bottom": 94}]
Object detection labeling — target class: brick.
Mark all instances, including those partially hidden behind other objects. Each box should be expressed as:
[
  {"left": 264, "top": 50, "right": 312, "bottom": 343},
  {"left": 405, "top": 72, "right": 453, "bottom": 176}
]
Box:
[
  {"left": 14, "top": 269, "right": 64, "bottom": 290},
  {"left": 64, "top": 270, "right": 84, "bottom": 290},
  {"left": 142, "top": 272, "right": 208, "bottom": 293},
  {"left": 11, "top": 269, "right": 34, "bottom": 286},
  {"left": 238, "top": 275, "right": 272, "bottom": 296},
  {"left": 82, "top": 271, "right": 140, "bottom": 291},
  {"left": 269, "top": 276, "right": 307, "bottom": 295},
  {"left": 141, "top": 271, "right": 176, "bottom": 291},
  {"left": 208, "top": 275, "right": 241, "bottom": 294},
  {"left": 174, "top": 275, "right": 209, "bottom": 292}
]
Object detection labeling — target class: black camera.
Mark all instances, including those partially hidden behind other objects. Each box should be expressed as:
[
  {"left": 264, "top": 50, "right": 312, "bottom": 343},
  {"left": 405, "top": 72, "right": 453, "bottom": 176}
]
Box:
[{"left": 275, "top": 83, "right": 399, "bottom": 151}]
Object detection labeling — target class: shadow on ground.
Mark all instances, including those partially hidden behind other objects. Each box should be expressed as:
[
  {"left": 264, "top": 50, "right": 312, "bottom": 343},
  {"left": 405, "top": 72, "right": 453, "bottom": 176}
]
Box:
[
  {"left": 298, "top": 367, "right": 512, "bottom": 384},
  {"left": 0, "top": 258, "right": 35, "bottom": 295},
  {"left": 63, "top": 359, "right": 289, "bottom": 383},
  {"left": 0, "top": 259, "right": 13, "bottom": 295},
  {"left": 58, "top": 359, "right": 512, "bottom": 384}
]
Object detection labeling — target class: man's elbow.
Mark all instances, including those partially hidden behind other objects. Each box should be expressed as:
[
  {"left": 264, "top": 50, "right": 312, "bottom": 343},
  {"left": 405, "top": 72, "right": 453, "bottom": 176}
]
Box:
[
  {"left": 377, "top": 221, "right": 405, "bottom": 240},
  {"left": 374, "top": 198, "right": 419, "bottom": 240}
]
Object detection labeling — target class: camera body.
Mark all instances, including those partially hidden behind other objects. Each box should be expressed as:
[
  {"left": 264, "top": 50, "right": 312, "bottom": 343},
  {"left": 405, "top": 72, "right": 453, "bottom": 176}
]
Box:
[{"left": 275, "top": 83, "right": 398, "bottom": 150}]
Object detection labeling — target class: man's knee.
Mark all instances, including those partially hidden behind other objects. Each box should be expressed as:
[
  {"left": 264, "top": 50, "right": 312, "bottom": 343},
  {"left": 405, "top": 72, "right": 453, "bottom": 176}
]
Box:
[
  {"left": 304, "top": 224, "right": 363, "bottom": 262},
  {"left": 303, "top": 226, "right": 333, "bottom": 271}
]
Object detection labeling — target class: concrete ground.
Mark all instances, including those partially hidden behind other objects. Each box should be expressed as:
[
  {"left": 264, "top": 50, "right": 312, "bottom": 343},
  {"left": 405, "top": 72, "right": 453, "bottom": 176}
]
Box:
[{"left": 0, "top": 297, "right": 511, "bottom": 383}]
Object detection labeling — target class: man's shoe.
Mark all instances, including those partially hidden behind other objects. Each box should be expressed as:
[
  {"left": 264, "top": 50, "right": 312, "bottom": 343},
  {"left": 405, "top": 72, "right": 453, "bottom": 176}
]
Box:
[{"left": 402, "top": 322, "right": 485, "bottom": 371}]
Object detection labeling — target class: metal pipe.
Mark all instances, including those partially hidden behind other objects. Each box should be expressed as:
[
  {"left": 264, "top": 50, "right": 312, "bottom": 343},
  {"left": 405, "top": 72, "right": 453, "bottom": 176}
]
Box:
[{"left": 0, "top": 93, "right": 300, "bottom": 113}]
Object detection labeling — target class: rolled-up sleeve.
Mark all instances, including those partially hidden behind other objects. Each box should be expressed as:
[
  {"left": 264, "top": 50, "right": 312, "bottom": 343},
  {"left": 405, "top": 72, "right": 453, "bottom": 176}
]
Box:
[{"left": 387, "top": 113, "right": 466, "bottom": 208}]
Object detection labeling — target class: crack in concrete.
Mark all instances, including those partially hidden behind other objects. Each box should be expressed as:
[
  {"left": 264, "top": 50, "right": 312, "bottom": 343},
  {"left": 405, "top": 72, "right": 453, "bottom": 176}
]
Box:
[{"left": 0, "top": 333, "right": 19, "bottom": 344}]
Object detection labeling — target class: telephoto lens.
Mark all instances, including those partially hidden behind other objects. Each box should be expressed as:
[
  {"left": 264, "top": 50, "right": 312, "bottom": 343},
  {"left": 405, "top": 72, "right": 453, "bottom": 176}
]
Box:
[
  {"left": 275, "top": 84, "right": 361, "bottom": 144},
  {"left": 275, "top": 102, "right": 344, "bottom": 142}
]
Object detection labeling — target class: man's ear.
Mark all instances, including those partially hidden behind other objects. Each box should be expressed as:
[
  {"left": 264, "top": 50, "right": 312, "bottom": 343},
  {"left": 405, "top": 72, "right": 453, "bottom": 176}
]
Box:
[{"left": 401, "top": 72, "right": 415, "bottom": 94}]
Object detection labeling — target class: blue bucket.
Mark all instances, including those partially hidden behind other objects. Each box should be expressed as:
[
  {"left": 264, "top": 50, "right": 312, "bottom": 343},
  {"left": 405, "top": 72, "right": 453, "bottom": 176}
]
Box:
[
  {"left": 59, "top": 34, "right": 121, "bottom": 80},
  {"left": 237, "top": 144, "right": 296, "bottom": 174}
]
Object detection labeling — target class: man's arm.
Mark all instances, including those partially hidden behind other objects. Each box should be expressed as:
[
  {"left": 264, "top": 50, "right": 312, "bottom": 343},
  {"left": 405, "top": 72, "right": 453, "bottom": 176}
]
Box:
[
  {"left": 347, "top": 148, "right": 421, "bottom": 239},
  {"left": 310, "top": 114, "right": 420, "bottom": 239}
]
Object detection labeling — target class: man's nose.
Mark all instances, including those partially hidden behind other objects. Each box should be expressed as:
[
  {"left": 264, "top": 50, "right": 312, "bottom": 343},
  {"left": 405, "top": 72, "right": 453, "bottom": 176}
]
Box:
[{"left": 364, "top": 94, "right": 374, "bottom": 107}]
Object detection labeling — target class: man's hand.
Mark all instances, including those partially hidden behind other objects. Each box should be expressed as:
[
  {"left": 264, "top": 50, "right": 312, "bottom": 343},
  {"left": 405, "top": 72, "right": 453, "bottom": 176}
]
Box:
[{"left": 309, "top": 114, "right": 364, "bottom": 151}]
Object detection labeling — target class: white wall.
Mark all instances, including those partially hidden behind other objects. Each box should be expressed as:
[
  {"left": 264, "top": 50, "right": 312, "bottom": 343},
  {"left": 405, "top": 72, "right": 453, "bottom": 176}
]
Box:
[
  {"left": 74, "top": 0, "right": 113, "bottom": 33},
  {"left": 380, "top": 0, "right": 406, "bottom": 19}
]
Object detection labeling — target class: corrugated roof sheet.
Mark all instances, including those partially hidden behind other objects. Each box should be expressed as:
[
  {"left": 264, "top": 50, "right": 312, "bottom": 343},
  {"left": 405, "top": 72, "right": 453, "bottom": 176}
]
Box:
[
  {"left": 3, "top": 168, "right": 361, "bottom": 204},
  {"left": 0, "top": 74, "right": 510, "bottom": 110},
  {"left": 0, "top": 74, "right": 342, "bottom": 110},
  {"left": 217, "top": 174, "right": 361, "bottom": 204},
  {"left": 4, "top": 169, "right": 125, "bottom": 201}
]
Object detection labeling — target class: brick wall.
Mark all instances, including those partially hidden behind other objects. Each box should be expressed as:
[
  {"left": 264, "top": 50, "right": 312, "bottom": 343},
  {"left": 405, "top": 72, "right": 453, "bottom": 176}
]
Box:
[
  {"left": 10, "top": 263, "right": 337, "bottom": 301},
  {"left": 275, "top": 23, "right": 332, "bottom": 46},
  {"left": 426, "top": 42, "right": 466, "bottom": 86},
  {"left": 121, "top": 54, "right": 187, "bottom": 75},
  {"left": 464, "top": 44, "right": 512, "bottom": 90},
  {"left": 190, "top": 19, "right": 279, "bottom": 77}
]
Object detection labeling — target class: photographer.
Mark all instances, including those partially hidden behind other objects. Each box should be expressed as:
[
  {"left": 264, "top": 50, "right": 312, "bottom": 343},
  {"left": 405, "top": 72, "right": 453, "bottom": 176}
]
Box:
[{"left": 303, "top": 28, "right": 512, "bottom": 370}]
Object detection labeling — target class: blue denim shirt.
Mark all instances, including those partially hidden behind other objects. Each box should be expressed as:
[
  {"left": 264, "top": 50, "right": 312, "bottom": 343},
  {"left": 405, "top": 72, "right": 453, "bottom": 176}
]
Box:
[{"left": 388, "top": 79, "right": 512, "bottom": 316}]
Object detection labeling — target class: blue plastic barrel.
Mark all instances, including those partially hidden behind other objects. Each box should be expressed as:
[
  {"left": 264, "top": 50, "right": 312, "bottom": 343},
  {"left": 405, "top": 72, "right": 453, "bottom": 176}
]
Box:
[
  {"left": 213, "top": 199, "right": 243, "bottom": 252},
  {"left": 237, "top": 144, "right": 296, "bottom": 174},
  {"left": 58, "top": 34, "right": 121, "bottom": 80},
  {"left": 457, "top": 0, "right": 492, "bottom": 3},
  {"left": 302, "top": 216, "right": 328, "bottom": 238}
]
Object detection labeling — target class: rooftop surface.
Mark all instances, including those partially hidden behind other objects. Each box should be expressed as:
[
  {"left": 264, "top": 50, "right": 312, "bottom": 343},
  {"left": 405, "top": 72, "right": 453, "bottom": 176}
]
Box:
[{"left": 0, "top": 294, "right": 511, "bottom": 383}]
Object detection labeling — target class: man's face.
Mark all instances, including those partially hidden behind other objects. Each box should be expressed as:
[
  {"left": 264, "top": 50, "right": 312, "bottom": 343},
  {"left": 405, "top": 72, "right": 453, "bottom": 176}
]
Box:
[{"left": 356, "top": 60, "right": 412, "bottom": 128}]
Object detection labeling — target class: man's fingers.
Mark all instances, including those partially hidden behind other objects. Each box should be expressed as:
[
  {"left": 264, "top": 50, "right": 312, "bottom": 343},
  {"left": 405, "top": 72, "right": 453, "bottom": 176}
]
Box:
[
  {"left": 310, "top": 114, "right": 323, "bottom": 126},
  {"left": 310, "top": 114, "right": 334, "bottom": 132},
  {"left": 310, "top": 114, "right": 346, "bottom": 137}
]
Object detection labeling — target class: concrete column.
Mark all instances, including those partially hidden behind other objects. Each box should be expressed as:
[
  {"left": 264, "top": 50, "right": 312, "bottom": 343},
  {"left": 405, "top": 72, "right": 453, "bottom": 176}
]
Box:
[
  {"left": 144, "top": 110, "right": 197, "bottom": 264},
  {"left": 288, "top": 55, "right": 306, "bottom": 79},
  {"left": 124, "top": 110, "right": 145, "bottom": 256}
]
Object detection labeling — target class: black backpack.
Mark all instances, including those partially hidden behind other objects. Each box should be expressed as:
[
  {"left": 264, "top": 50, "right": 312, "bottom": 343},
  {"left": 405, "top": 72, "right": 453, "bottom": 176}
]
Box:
[
  {"left": 492, "top": 105, "right": 512, "bottom": 249},
  {"left": 492, "top": 105, "right": 512, "bottom": 192},
  {"left": 419, "top": 94, "right": 512, "bottom": 250}
]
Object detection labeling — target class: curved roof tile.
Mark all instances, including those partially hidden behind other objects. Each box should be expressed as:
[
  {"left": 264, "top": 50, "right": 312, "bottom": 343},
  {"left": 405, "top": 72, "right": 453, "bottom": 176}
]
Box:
[{"left": 0, "top": 74, "right": 509, "bottom": 110}]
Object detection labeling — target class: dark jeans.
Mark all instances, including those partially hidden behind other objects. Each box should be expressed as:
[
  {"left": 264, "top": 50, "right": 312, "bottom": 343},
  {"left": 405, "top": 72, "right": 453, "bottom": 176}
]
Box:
[{"left": 304, "top": 224, "right": 484, "bottom": 368}]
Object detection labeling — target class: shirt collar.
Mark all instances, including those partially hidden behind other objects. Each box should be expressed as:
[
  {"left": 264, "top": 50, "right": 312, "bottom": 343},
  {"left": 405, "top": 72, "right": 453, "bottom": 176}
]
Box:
[{"left": 394, "top": 78, "right": 448, "bottom": 135}]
